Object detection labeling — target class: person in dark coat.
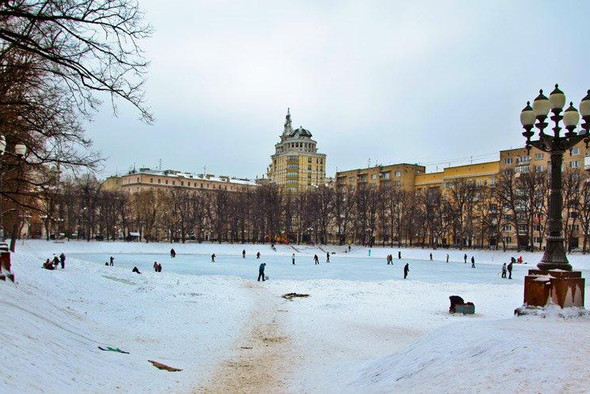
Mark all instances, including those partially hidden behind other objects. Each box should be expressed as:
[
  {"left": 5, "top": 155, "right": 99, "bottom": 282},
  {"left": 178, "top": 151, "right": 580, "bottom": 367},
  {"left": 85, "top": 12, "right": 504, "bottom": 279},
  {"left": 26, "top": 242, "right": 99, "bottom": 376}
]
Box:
[
  {"left": 211, "top": 253, "right": 216, "bottom": 262},
  {"left": 398, "top": 251, "right": 401, "bottom": 259},
  {"left": 429, "top": 253, "right": 432, "bottom": 260},
  {"left": 52, "top": 255, "right": 59, "bottom": 268},
  {"left": 292, "top": 253, "right": 295, "bottom": 265},
  {"left": 471, "top": 256, "right": 475, "bottom": 268},
  {"left": 153, "top": 261, "right": 159, "bottom": 272},
  {"left": 501, "top": 263, "right": 507, "bottom": 278},
  {"left": 256, "top": 252, "right": 261, "bottom": 259},
  {"left": 170, "top": 248, "right": 176, "bottom": 258},
  {"left": 132, "top": 266, "right": 141, "bottom": 274},
  {"left": 59, "top": 253, "right": 66, "bottom": 269},
  {"left": 403, "top": 263, "right": 409, "bottom": 279},
  {"left": 109, "top": 256, "right": 114, "bottom": 266},
  {"left": 507, "top": 260, "right": 514, "bottom": 279},
  {"left": 313, "top": 254, "right": 319, "bottom": 264},
  {"left": 326, "top": 252, "right": 330, "bottom": 263},
  {"left": 242, "top": 249, "right": 246, "bottom": 258},
  {"left": 449, "top": 295, "right": 464, "bottom": 313},
  {"left": 257, "top": 262, "right": 266, "bottom": 281},
  {"left": 446, "top": 254, "right": 449, "bottom": 263},
  {"left": 157, "top": 263, "right": 162, "bottom": 272},
  {"left": 464, "top": 253, "right": 467, "bottom": 263}
]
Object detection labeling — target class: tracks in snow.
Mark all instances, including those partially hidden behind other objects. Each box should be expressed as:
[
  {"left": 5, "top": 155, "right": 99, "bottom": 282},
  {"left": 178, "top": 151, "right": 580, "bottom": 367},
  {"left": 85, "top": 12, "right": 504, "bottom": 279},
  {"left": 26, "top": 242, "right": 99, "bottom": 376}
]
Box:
[{"left": 200, "top": 281, "right": 298, "bottom": 393}]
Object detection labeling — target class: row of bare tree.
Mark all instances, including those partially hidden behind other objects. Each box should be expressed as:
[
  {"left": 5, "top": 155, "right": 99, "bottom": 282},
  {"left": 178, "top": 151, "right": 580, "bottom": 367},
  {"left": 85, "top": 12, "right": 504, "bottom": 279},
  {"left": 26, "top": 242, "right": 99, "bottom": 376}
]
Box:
[
  {"left": 35, "top": 167, "right": 590, "bottom": 253},
  {"left": 0, "top": 0, "right": 151, "bottom": 250}
]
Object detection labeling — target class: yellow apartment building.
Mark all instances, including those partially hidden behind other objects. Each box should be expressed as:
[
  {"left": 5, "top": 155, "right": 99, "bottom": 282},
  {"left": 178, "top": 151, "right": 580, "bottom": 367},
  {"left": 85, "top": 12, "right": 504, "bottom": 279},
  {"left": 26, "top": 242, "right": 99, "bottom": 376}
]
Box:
[
  {"left": 267, "top": 109, "right": 327, "bottom": 193},
  {"left": 415, "top": 161, "right": 500, "bottom": 191},
  {"left": 336, "top": 163, "right": 425, "bottom": 192}
]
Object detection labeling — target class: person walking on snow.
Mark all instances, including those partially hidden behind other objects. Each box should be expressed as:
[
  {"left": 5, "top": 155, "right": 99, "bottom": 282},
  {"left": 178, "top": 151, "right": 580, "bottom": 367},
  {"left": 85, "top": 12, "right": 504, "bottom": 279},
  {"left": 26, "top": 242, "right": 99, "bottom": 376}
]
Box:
[
  {"left": 170, "top": 248, "right": 176, "bottom": 258},
  {"left": 242, "top": 249, "right": 246, "bottom": 259},
  {"left": 314, "top": 254, "right": 319, "bottom": 264},
  {"left": 398, "top": 251, "right": 401, "bottom": 259},
  {"left": 211, "top": 253, "right": 216, "bottom": 262},
  {"left": 464, "top": 253, "right": 467, "bottom": 263},
  {"left": 471, "top": 256, "right": 475, "bottom": 268},
  {"left": 326, "top": 252, "right": 330, "bottom": 263},
  {"left": 501, "top": 263, "right": 507, "bottom": 278},
  {"left": 403, "top": 263, "right": 410, "bottom": 279},
  {"left": 59, "top": 253, "right": 66, "bottom": 269},
  {"left": 429, "top": 253, "right": 432, "bottom": 261},
  {"left": 507, "top": 260, "right": 514, "bottom": 279},
  {"left": 446, "top": 254, "right": 449, "bottom": 263},
  {"left": 292, "top": 253, "right": 295, "bottom": 265},
  {"left": 256, "top": 252, "right": 261, "bottom": 259},
  {"left": 109, "top": 256, "right": 114, "bottom": 266},
  {"left": 258, "top": 262, "right": 266, "bottom": 281}
]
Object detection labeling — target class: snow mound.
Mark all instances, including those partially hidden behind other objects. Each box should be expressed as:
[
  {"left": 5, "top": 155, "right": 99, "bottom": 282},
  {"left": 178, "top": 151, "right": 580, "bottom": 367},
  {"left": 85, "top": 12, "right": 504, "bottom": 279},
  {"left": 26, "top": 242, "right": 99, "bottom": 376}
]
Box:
[{"left": 349, "top": 316, "right": 590, "bottom": 393}]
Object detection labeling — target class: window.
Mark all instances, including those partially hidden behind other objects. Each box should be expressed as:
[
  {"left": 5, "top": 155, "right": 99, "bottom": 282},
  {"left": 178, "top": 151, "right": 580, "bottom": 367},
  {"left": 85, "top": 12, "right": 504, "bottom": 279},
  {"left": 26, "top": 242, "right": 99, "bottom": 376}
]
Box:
[
  {"left": 504, "top": 157, "right": 513, "bottom": 164},
  {"left": 371, "top": 174, "right": 378, "bottom": 180},
  {"left": 503, "top": 225, "right": 512, "bottom": 231},
  {"left": 393, "top": 180, "right": 401, "bottom": 186},
  {"left": 534, "top": 153, "right": 544, "bottom": 160},
  {"left": 534, "top": 237, "right": 542, "bottom": 244},
  {"left": 572, "top": 147, "right": 580, "bottom": 155},
  {"left": 158, "top": 179, "right": 161, "bottom": 184},
  {"left": 518, "top": 155, "right": 531, "bottom": 163},
  {"left": 165, "top": 180, "right": 169, "bottom": 185},
  {"left": 503, "top": 236, "right": 512, "bottom": 243},
  {"left": 518, "top": 224, "right": 527, "bottom": 232},
  {"left": 382, "top": 172, "right": 390, "bottom": 180},
  {"left": 535, "top": 165, "right": 544, "bottom": 172},
  {"left": 570, "top": 161, "right": 579, "bottom": 168},
  {"left": 307, "top": 165, "right": 312, "bottom": 170},
  {"left": 515, "top": 165, "right": 530, "bottom": 173},
  {"left": 395, "top": 171, "right": 401, "bottom": 177},
  {"left": 150, "top": 178, "right": 153, "bottom": 183}
]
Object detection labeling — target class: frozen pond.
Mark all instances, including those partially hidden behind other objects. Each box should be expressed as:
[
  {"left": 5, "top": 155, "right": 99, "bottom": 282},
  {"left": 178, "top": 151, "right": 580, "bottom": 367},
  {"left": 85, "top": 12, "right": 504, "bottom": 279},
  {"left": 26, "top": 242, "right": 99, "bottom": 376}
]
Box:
[{"left": 70, "top": 251, "right": 534, "bottom": 284}]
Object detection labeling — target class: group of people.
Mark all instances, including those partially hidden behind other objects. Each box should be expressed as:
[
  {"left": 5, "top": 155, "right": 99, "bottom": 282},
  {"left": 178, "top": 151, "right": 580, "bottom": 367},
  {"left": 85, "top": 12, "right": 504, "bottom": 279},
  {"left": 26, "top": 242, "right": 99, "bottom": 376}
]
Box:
[
  {"left": 463, "top": 254, "right": 476, "bottom": 268},
  {"left": 501, "top": 258, "right": 515, "bottom": 279},
  {"left": 43, "top": 253, "right": 66, "bottom": 270},
  {"left": 153, "top": 261, "right": 163, "bottom": 272}
]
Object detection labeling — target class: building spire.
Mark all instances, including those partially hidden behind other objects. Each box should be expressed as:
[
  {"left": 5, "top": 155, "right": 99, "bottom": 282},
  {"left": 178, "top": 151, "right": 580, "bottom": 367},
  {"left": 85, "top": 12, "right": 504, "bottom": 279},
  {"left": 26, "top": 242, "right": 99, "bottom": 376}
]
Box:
[{"left": 283, "top": 108, "right": 292, "bottom": 135}]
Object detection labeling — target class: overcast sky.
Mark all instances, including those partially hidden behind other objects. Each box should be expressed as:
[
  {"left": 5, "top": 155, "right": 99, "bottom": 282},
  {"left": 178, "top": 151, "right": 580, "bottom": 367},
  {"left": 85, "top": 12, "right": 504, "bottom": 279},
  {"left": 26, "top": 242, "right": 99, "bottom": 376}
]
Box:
[{"left": 87, "top": 1, "right": 590, "bottom": 180}]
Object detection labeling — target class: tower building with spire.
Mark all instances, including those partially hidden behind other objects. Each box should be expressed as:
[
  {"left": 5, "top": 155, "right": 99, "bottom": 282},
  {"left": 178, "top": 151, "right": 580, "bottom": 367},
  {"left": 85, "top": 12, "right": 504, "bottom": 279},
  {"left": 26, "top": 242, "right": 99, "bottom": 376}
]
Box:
[{"left": 267, "top": 109, "right": 327, "bottom": 192}]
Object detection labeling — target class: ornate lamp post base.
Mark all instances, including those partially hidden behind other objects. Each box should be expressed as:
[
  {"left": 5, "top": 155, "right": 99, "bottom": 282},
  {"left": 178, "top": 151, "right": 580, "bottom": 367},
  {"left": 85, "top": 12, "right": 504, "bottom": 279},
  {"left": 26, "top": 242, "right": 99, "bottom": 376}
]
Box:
[{"left": 515, "top": 270, "right": 585, "bottom": 315}]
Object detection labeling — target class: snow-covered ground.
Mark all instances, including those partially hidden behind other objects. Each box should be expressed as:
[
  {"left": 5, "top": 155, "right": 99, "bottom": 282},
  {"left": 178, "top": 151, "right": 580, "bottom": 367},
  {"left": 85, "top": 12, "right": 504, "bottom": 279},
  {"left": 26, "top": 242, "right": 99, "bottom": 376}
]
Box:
[{"left": 1, "top": 240, "right": 589, "bottom": 393}]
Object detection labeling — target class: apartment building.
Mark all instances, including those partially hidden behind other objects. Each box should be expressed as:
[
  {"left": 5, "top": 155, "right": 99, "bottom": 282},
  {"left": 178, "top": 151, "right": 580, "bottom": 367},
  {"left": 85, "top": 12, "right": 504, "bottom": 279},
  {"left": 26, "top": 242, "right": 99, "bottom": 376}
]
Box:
[
  {"left": 336, "top": 163, "right": 425, "bottom": 192},
  {"left": 103, "top": 168, "right": 259, "bottom": 194}
]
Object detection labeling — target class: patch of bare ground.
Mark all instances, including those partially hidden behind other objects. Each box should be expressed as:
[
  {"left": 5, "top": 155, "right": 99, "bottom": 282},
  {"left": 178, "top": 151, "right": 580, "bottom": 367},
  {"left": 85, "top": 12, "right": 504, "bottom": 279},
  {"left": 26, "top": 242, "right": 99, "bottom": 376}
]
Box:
[{"left": 198, "top": 283, "right": 299, "bottom": 393}]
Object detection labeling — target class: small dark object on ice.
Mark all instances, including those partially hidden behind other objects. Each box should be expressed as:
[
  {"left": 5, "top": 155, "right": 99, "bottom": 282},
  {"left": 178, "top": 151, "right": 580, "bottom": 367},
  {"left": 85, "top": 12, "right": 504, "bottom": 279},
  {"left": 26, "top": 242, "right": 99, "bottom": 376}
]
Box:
[
  {"left": 282, "top": 293, "right": 310, "bottom": 300},
  {"left": 98, "top": 346, "right": 129, "bottom": 354},
  {"left": 148, "top": 359, "right": 182, "bottom": 372}
]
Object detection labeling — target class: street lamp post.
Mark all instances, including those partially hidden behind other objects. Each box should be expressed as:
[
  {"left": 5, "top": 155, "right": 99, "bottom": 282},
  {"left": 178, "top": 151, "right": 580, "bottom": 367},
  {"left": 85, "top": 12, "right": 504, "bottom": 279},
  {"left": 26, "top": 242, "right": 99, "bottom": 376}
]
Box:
[
  {"left": 516, "top": 85, "right": 589, "bottom": 313},
  {"left": 0, "top": 135, "right": 27, "bottom": 251}
]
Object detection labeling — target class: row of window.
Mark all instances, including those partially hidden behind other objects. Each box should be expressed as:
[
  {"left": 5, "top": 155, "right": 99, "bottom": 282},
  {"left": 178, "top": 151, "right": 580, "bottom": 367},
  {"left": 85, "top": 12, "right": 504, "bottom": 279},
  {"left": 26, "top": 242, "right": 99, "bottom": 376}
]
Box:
[
  {"left": 131, "top": 177, "right": 249, "bottom": 192},
  {"left": 504, "top": 148, "right": 581, "bottom": 165}
]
